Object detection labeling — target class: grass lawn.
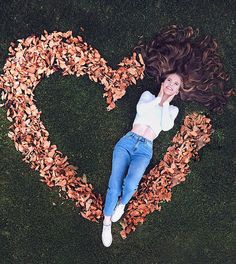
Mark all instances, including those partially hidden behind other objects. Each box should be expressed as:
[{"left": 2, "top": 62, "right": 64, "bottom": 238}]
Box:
[{"left": 0, "top": 1, "right": 235, "bottom": 263}]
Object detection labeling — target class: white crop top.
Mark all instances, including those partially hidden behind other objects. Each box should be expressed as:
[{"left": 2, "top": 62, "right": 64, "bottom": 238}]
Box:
[{"left": 133, "top": 91, "right": 179, "bottom": 138}]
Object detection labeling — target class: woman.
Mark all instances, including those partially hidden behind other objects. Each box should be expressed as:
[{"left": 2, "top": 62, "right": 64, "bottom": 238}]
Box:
[{"left": 101, "top": 25, "right": 232, "bottom": 247}]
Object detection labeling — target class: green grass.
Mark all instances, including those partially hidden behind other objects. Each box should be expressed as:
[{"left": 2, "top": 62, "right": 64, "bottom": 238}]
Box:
[{"left": 0, "top": 0, "right": 235, "bottom": 263}]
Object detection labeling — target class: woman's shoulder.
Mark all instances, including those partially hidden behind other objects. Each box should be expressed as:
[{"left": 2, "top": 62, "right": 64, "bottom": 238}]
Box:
[
  {"left": 169, "top": 104, "right": 179, "bottom": 117},
  {"left": 140, "top": 90, "right": 155, "bottom": 99}
]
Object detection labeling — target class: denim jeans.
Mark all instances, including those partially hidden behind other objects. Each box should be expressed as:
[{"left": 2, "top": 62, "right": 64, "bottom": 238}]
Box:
[{"left": 103, "top": 131, "right": 153, "bottom": 216}]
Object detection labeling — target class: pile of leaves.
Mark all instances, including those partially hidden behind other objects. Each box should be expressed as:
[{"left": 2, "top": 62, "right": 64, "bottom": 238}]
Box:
[
  {"left": 119, "top": 112, "right": 213, "bottom": 238},
  {"left": 0, "top": 30, "right": 144, "bottom": 222}
]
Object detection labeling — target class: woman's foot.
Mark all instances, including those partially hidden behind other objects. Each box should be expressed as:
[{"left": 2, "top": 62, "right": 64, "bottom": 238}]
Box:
[
  {"left": 102, "top": 218, "right": 112, "bottom": 247},
  {"left": 111, "top": 201, "right": 125, "bottom": 222}
]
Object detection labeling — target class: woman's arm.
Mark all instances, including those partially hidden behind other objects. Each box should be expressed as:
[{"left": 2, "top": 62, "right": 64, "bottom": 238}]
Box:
[
  {"left": 161, "top": 101, "right": 179, "bottom": 131},
  {"left": 136, "top": 90, "right": 179, "bottom": 130},
  {"left": 136, "top": 91, "right": 162, "bottom": 114}
]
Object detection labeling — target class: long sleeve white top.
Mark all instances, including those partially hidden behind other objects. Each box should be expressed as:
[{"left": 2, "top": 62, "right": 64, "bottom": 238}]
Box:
[{"left": 132, "top": 91, "right": 179, "bottom": 138}]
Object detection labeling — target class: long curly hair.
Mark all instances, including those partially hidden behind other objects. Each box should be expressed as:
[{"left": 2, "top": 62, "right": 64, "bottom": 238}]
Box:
[{"left": 134, "top": 25, "right": 234, "bottom": 114}]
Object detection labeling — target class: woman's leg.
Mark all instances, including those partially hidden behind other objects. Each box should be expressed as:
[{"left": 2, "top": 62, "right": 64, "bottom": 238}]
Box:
[
  {"left": 110, "top": 140, "right": 153, "bottom": 223},
  {"left": 103, "top": 143, "right": 131, "bottom": 217},
  {"left": 121, "top": 149, "right": 152, "bottom": 205}
]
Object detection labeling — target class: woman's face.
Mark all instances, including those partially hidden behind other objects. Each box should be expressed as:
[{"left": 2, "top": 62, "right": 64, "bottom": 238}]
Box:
[{"left": 162, "top": 73, "right": 182, "bottom": 96}]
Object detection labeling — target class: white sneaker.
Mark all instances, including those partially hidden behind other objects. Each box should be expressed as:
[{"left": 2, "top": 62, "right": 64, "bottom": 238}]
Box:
[
  {"left": 111, "top": 201, "right": 125, "bottom": 222},
  {"left": 102, "top": 223, "right": 112, "bottom": 247}
]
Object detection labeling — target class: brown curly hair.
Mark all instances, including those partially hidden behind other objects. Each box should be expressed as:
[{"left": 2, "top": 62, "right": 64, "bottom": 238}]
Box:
[{"left": 134, "top": 25, "right": 234, "bottom": 114}]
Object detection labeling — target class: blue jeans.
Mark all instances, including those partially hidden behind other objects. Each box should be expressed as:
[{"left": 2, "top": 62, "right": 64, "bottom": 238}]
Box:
[{"left": 103, "top": 131, "right": 153, "bottom": 216}]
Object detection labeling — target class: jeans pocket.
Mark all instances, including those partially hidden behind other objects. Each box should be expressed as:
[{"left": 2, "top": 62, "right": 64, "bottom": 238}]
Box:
[
  {"left": 115, "top": 134, "right": 130, "bottom": 147},
  {"left": 142, "top": 142, "right": 153, "bottom": 159},
  {"left": 145, "top": 141, "right": 153, "bottom": 151}
]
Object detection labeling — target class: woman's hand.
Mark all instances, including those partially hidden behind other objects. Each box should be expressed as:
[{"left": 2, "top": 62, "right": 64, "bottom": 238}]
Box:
[{"left": 164, "top": 92, "right": 177, "bottom": 103}]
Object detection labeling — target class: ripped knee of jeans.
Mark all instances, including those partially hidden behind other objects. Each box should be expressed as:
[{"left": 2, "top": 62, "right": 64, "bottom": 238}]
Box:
[{"left": 107, "top": 185, "right": 122, "bottom": 197}]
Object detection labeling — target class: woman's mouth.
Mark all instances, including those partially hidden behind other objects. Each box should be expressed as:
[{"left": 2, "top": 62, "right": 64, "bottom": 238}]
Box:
[{"left": 166, "top": 86, "right": 173, "bottom": 91}]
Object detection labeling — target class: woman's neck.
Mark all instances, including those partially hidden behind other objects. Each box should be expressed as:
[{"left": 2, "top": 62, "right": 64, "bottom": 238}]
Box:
[{"left": 159, "top": 93, "right": 169, "bottom": 106}]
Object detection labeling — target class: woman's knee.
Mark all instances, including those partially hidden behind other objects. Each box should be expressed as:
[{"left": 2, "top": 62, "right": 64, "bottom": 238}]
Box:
[
  {"left": 123, "top": 171, "right": 143, "bottom": 191},
  {"left": 122, "top": 182, "right": 138, "bottom": 194},
  {"left": 107, "top": 184, "right": 122, "bottom": 197}
]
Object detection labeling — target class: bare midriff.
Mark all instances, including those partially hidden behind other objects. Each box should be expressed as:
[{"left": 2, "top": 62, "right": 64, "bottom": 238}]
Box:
[{"left": 131, "top": 124, "right": 157, "bottom": 141}]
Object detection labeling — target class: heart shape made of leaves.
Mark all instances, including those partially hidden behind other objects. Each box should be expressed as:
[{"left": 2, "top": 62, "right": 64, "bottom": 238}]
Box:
[{"left": 0, "top": 30, "right": 213, "bottom": 239}]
